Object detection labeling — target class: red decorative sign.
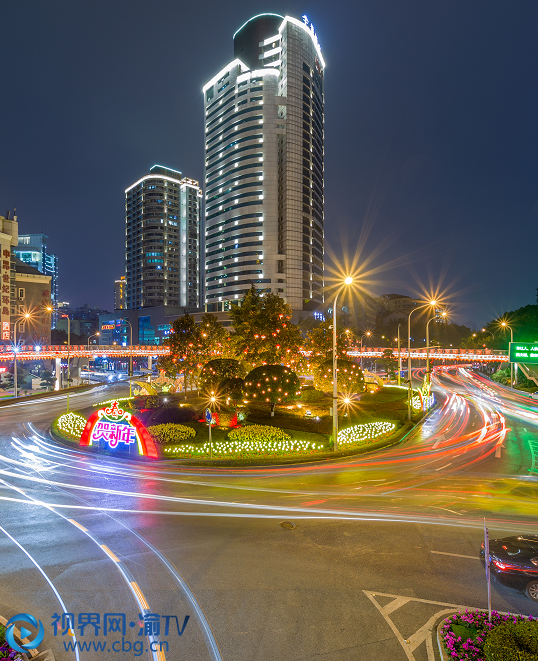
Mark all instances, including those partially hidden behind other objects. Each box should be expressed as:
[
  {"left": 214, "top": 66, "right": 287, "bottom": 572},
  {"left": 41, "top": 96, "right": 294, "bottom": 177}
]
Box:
[{"left": 80, "top": 400, "right": 158, "bottom": 458}]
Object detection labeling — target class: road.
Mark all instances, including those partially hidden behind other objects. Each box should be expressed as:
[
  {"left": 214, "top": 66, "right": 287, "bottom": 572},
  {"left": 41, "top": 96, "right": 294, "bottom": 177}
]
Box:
[{"left": 0, "top": 368, "right": 537, "bottom": 660}]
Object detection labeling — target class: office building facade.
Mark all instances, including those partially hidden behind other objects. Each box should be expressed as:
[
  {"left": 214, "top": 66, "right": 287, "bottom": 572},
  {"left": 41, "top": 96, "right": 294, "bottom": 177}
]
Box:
[
  {"left": 114, "top": 276, "right": 127, "bottom": 310},
  {"left": 15, "top": 234, "right": 59, "bottom": 318},
  {"left": 125, "top": 165, "right": 202, "bottom": 309},
  {"left": 204, "top": 13, "right": 325, "bottom": 312}
]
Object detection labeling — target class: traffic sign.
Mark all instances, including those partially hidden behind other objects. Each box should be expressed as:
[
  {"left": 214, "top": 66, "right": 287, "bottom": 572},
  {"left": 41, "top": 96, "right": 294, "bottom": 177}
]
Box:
[
  {"left": 509, "top": 342, "right": 538, "bottom": 364},
  {"left": 205, "top": 408, "right": 212, "bottom": 423}
]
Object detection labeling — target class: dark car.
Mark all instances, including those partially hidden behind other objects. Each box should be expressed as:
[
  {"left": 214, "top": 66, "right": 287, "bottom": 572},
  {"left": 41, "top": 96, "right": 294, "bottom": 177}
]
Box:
[{"left": 480, "top": 535, "right": 538, "bottom": 601}]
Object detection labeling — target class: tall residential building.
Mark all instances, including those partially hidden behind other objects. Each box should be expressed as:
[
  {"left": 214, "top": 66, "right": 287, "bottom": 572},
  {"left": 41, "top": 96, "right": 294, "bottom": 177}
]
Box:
[
  {"left": 15, "top": 234, "right": 59, "bottom": 309},
  {"left": 125, "top": 165, "right": 202, "bottom": 309},
  {"left": 203, "top": 13, "right": 325, "bottom": 312},
  {"left": 114, "top": 276, "right": 127, "bottom": 310}
]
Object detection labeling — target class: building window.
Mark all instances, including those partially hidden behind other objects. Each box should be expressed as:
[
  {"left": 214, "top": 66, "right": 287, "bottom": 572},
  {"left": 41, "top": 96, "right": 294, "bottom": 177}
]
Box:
[{"left": 18, "top": 288, "right": 24, "bottom": 300}]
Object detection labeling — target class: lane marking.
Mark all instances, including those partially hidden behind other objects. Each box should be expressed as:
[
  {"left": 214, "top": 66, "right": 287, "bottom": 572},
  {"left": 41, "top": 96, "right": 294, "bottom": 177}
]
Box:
[
  {"left": 101, "top": 544, "right": 121, "bottom": 563},
  {"left": 435, "top": 463, "right": 452, "bottom": 471},
  {"left": 68, "top": 518, "right": 87, "bottom": 532},
  {"left": 130, "top": 581, "right": 149, "bottom": 610},
  {"left": 431, "top": 550, "right": 479, "bottom": 559}
]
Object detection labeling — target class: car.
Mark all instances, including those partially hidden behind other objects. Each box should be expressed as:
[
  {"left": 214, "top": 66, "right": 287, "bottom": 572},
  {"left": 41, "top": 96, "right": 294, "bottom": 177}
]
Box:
[
  {"left": 480, "top": 534, "right": 538, "bottom": 601},
  {"left": 530, "top": 392, "right": 538, "bottom": 400}
]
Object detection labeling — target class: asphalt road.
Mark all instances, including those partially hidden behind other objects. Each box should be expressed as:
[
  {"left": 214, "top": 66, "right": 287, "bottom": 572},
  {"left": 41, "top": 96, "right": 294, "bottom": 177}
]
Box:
[{"left": 0, "top": 369, "right": 537, "bottom": 661}]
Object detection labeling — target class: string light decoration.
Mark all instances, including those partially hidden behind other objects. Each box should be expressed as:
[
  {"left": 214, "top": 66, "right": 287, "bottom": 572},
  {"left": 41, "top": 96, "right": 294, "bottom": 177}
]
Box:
[
  {"left": 244, "top": 365, "right": 301, "bottom": 416},
  {"left": 337, "top": 421, "right": 396, "bottom": 447},
  {"left": 314, "top": 357, "right": 365, "bottom": 394},
  {"left": 57, "top": 412, "right": 87, "bottom": 439},
  {"left": 163, "top": 437, "right": 324, "bottom": 459},
  {"left": 93, "top": 397, "right": 135, "bottom": 408}
]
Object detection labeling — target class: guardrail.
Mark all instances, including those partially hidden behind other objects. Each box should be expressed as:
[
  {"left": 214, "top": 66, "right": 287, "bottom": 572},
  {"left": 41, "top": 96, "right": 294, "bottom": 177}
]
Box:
[{"left": 0, "top": 345, "right": 170, "bottom": 361}]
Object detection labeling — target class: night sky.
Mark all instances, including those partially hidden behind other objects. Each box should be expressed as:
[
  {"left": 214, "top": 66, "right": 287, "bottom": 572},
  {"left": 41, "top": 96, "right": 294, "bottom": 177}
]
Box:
[{"left": 1, "top": 1, "right": 537, "bottom": 327}]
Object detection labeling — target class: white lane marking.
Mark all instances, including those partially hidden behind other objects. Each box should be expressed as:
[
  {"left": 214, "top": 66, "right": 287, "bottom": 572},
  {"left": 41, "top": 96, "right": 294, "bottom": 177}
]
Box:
[
  {"left": 431, "top": 550, "right": 479, "bottom": 559},
  {"left": 0, "top": 524, "right": 81, "bottom": 661},
  {"left": 435, "top": 463, "right": 452, "bottom": 471}
]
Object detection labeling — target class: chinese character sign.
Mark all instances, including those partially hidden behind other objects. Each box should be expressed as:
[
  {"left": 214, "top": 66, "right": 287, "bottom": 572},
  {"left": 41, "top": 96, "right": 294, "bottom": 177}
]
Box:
[
  {"left": 0, "top": 245, "right": 9, "bottom": 340},
  {"left": 80, "top": 401, "right": 158, "bottom": 458}
]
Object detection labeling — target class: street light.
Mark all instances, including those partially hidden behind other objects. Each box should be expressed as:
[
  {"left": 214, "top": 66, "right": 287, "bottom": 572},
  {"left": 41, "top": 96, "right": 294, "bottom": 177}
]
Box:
[
  {"left": 481, "top": 328, "right": 495, "bottom": 340},
  {"left": 407, "top": 300, "right": 437, "bottom": 421},
  {"left": 500, "top": 321, "right": 514, "bottom": 387},
  {"left": 120, "top": 318, "right": 133, "bottom": 398},
  {"left": 13, "top": 312, "right": 31, "bottom": 398},
  {"left": 87, "top": 332, "right": 100, "bottom": 384},
  {"left": 60, "top": 314, "right": 71, "bottom": 412},
  {"left": 359, "top": 331, "right": 371, "bottom": 369},
  {"left": 426, "top": 311, "right": 447, "bottom": 387},
  {"left": 332, "top": 276, "right": 353, "bottom": 451}
]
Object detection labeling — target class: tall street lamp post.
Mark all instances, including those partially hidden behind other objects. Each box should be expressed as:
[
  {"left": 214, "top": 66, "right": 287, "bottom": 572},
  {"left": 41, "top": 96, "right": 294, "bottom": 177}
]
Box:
[
  {"left": 60, "top": 314, "right": 71, "bottom": 412},
  {"left": 407, "top": 300, "right": 437, "bottom": 421},
  {"left": 332, "top": 276, "right": 353, "bottom": 451},
  {"left": 359, "top": 331, "right": 371, "bottom": 369},
  {"left": 397, "top": 324, "right": 402, "bottom": 386},
  {"left": 87, "top": 332, "right": 100, "bottom": 384},
  {"left": 121, "top": 318, "right": 133, "bottom": 398},
  {"left": 13, "top": 312, "right": 31, "bottom": 399},
  {"left": 501, "top": 321, "right": 514, "bottom": 387},
  {"left": 426, "top": 311, "right": 447, "bottom": 387}
]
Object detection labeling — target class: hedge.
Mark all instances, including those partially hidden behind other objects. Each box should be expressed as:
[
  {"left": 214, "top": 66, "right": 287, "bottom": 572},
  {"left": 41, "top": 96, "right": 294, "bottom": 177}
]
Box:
[
  {"left": 484, "top": 620, "right": 538, "bottom": 661},
  {"left": 228, "top": 424, "right": 291, "bottom": 443},
  {"left": 148, "top": 423, "right": 196, "bottom": 444}
]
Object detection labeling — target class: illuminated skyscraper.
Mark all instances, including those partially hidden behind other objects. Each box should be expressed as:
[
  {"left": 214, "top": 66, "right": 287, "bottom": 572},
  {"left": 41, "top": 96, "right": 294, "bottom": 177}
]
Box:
[
  {"left": 204, "top": 13, "right": 325, "bottom": 311},
  {"left": 125, "top": 165, "right": 202, "bottom": 309}
]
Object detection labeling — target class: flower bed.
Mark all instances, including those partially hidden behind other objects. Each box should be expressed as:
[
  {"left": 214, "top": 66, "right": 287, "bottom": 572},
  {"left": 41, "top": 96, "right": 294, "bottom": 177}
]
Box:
[
  {"left": 337, "top": 421, "right": 396, "bottom": 447},
  {"left": 56, "top": 412, "right": 87, "bottom": 440},
  {"left": 0, "top": 623, "right": 26, "bottom": 660},
  {"left": 440, "top": 610, "right": 536, "bottom": 660},
  {"left": 147, "top": 423, "right": 196, "bottom": 444},
  {"left": 228, "top": 424, "right": 291, "bottom": 443},
  {"left": 163, "top": 437, "right": 324, "bottom": 459}
]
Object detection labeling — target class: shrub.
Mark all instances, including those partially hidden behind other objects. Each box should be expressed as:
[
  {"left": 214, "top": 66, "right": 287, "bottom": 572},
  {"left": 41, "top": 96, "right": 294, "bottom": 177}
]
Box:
[
  {"left": 314, "top": 358, "right": 365, "bottom": 395},
  {"left": 148, "top": 424, "right": 196, "bottom": 444},
  {"left": 484, "top": 620, "right": 538, "bottom": 661},
  {"left": 228, "top": 424, "right": 291, "bottom": 443},
  {"left": 200, "top": 359, "right": 246, "bottom": 395},
  {"left": 299, "top": 389, "right": 326, "bottom": 403},
  {"left": 56, "top": 412, "right": 87, "bottom": 440},
  {"left": 244, "top": 365, "right": 301, "bottom": 415},
  {"left": 213, "top": 411, "right": 238, "bottom": 428},
  {"left": 441, "top": 610, "right": 536, "bottom": 661}
]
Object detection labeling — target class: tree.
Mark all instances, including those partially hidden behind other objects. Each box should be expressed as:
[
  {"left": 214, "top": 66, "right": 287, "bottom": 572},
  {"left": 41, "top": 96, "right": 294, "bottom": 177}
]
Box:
[
  {"left": 220, "top": 377, "right": 245, "bottom": 406},
  {"left": 230, "top": 286, "right": 304, "bottom": 368},
  {"left": 380, "top": 349, "right": 397, "bottom": 379},
  {"left": 199, "top": 359, "right": 246, "bottom": 395},
  {"left": 314, "top": 358, "right": 365, "bottom": 395},
  {"left": 244, "top": 364, "right": 301, "bottom": 416},
  {"left": 305, "top": 320, "right": 348, "bottom": 370},
  {"left": 158, "top": 313, "right": 204, "bottom": 399},
  {"left": 198, "top": 313, "right": 236, "bottom": 361}
]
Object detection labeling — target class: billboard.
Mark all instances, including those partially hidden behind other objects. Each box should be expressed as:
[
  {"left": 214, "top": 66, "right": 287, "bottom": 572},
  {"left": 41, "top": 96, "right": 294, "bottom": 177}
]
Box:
[{"left": 509, "top": 342, "right": 538, "bottom": 364}]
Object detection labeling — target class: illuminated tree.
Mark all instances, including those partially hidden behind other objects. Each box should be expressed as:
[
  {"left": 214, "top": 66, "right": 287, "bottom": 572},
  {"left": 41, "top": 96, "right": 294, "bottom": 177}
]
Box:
[
  {"left": 230, "top": 285, "right": 304, "bottom": 368},
  {"left": 314, "top": 358, "right": 365, "bottom": 395},
  {"left": 158, "top": 313, "right": 204, "bottom": 399},
  {"left": 305, "top": 320, "right": 347, "bottom": 369},
  {"left": 244, "top": 364, "right": 301, "bottom": 416},
  {"left": 380, "top": 349, "right": 397, "bottom": 379},
  {"left": 199, "top": 359, "right": 246, "bottom": 395},
  {"left": 198, "top": 313, "right": 236, "bottom": 360}
]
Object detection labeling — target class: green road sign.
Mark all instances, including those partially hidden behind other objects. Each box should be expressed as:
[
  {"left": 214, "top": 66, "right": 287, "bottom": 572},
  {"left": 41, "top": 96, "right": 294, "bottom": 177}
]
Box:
[{"left": 509, "top": 342, "right": 538, "bottom": 363}]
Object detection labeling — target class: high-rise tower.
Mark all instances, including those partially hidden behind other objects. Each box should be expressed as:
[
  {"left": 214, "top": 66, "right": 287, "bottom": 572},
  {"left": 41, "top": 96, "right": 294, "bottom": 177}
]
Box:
[
  {"left": 125, "top": 165, "right": 202, "bottom": 309},
  {"left": 204, "top": 14, "right": 325, "bottom": 312}
]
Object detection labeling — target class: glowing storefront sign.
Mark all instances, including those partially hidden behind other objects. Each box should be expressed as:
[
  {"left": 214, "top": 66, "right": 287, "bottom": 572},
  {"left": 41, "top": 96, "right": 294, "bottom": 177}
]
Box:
[
  {"left": 101, "top": 324, "right": 115, "bottom": 330},
  {"left": 80, "top": 400, "right": 158, "bottom": 458}
]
